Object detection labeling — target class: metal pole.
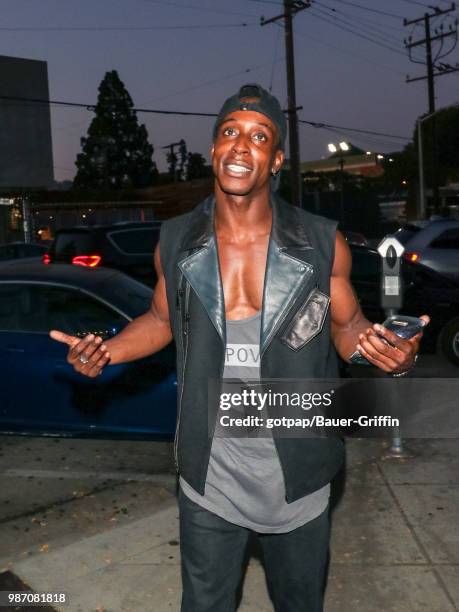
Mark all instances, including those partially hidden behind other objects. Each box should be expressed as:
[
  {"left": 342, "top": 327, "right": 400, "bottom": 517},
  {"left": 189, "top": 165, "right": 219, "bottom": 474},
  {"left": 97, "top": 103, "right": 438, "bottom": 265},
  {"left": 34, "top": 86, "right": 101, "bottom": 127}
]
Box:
[
  {"left": 283, "top": 0, "right": 302, "bottom": 208},
  {"left": 424, "top": 13, "right": 440, "bottom": 214},
  {"left": 21, "top": 196, "right": 31, "bottom": 244},
  {"left": 418, "top": 119, "right": 426, "bottom": 219},
  {"left": 384, "top": 307, "right": 404, "bottom": 456}
]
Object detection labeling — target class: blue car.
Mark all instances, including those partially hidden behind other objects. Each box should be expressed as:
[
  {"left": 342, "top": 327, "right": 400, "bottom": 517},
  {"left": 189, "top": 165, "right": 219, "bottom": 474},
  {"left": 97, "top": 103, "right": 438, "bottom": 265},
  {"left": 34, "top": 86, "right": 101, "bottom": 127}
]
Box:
[{"left": 0, "top": 262, "right": 177, "bottom": 438}]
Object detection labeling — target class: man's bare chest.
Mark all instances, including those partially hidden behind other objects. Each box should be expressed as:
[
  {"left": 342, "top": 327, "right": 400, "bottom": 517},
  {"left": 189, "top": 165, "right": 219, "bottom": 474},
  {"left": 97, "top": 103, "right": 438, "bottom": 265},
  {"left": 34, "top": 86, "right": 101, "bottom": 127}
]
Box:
[{"left": 216, "top": 236, "right": 269, "bottom": 319}]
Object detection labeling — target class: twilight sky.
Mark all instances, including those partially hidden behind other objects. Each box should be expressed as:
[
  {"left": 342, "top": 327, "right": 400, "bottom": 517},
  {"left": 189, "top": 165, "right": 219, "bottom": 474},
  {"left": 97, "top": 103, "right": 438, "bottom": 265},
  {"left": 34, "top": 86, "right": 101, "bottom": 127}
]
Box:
[{"left": 1, "top": 0, "right": 458, "bottom": 181}]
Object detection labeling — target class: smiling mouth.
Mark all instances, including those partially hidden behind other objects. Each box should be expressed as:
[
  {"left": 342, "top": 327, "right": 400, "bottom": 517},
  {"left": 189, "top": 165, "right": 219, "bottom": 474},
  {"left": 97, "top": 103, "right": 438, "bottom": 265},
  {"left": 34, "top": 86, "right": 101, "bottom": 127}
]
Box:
[{"left": 225, "top": 163, "right": 252, "bottom": 175}]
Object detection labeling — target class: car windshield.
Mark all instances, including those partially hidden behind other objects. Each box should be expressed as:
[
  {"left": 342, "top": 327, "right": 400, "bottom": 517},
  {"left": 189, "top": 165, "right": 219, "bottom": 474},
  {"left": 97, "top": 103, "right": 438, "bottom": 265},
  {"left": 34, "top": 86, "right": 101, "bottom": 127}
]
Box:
[
  {"left": 108, "top": 228, "right": 160, "bottom": 254},
  {"left": 54, "top": 232, "right": 93, "bottom": 256},
  {"left": 393, "top": 225, "right": 421, "bottom": 245}
]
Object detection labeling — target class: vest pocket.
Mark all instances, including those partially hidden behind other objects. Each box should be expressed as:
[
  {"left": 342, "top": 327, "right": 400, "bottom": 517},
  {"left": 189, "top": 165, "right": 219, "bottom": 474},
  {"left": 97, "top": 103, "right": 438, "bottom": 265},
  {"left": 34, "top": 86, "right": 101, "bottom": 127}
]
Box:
[{"left": 280, "top": 287, "right": 330, "bottom": 351}]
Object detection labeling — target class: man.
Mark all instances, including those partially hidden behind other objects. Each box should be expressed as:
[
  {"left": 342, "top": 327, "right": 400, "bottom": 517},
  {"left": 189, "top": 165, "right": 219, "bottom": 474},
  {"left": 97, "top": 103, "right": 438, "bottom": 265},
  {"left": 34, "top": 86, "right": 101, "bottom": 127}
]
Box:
[{"left": 51, "top": 84, "right": 428, "bottom": 612}]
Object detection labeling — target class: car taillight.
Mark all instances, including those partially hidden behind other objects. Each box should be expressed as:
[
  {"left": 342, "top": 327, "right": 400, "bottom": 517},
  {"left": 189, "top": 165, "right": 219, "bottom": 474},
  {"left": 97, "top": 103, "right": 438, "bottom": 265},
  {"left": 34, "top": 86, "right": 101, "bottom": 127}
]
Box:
[
  {"left": 72, "top": 255, "right": 102, "bottom": 268},
  {"left": 43, "top": 253, "right": 51, "bottom": 265},
  {"left": 403, "top": 251, "right": 420, "bottom": 263}
]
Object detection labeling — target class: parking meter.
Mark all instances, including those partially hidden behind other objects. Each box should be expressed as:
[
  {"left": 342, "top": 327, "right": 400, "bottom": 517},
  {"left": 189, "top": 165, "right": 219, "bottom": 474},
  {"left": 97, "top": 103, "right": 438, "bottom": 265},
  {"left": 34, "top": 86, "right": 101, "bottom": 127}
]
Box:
[
  {"left": 376, "top": 235, "right": 408, "bottom": 458},
  {"left": 377, "top": 236, "right": 405, "bottom": 315}
]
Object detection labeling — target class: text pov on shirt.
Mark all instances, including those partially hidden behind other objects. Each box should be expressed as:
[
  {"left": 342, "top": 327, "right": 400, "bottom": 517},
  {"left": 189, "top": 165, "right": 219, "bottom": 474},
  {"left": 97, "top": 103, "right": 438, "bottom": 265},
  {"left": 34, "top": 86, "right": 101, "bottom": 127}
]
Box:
[{"left": 225, "top": 343, "right": 260, "bottom": 368}]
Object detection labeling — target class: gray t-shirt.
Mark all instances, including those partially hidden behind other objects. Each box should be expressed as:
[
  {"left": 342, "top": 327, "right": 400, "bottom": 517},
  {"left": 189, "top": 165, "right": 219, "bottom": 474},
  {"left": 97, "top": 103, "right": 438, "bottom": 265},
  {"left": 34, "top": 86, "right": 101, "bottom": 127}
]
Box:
[{"left": 180, "top": 311, "right": 329, "bottom": 533}]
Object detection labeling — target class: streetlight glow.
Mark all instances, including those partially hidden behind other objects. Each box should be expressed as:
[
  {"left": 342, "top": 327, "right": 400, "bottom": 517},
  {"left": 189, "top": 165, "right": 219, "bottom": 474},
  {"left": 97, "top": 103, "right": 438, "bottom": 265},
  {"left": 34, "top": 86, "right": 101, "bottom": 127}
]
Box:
[
  {"left": 339, "top": 141, "right": 350, "bottom": 151},
  {"left": 328, "top": 143, "right": 337, "bottom": 153}
]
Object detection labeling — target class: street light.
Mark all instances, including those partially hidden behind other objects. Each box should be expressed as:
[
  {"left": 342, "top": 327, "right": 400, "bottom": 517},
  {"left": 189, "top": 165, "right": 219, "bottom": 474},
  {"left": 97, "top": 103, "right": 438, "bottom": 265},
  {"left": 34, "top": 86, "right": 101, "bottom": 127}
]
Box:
[{"left": 327, "top": 141, "right": 350, "bottom": 225}]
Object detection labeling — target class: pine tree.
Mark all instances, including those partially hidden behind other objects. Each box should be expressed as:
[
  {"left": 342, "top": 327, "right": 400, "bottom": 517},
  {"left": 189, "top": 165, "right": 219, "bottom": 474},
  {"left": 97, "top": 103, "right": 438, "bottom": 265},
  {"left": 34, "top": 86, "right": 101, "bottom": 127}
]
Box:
[{"left": 74, "top": 70, "right": 157, "bottom": 189}]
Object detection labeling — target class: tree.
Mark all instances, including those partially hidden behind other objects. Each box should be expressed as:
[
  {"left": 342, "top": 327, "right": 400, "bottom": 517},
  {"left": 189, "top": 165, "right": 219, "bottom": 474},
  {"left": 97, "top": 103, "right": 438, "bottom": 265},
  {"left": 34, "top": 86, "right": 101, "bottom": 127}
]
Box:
[
  {"left": 74, "top": 70, "right": 157, "bottom": 190},
  {"left": 415, "top": 104, "right": 459, "bottom": 187},
  {"left": 186, "top": 152, "right": 210, "bottom": 181},
  {"left": 166, "top": 147, "right": 178, "bottom": 182}
]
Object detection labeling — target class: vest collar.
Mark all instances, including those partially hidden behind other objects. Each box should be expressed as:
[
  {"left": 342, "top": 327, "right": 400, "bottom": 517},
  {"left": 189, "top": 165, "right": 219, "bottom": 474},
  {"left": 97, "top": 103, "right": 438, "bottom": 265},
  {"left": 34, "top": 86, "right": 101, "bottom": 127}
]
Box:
[{"left": 179, "top": 193, "right": 313, "bottom": 252}]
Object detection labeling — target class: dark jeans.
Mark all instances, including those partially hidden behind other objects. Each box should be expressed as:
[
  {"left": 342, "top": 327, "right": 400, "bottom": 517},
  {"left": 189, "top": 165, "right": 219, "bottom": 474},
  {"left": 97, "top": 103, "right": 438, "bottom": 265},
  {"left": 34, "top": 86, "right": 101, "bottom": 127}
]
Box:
[{"left": 178, "top": 489, "right": 330, "bottom": 612}]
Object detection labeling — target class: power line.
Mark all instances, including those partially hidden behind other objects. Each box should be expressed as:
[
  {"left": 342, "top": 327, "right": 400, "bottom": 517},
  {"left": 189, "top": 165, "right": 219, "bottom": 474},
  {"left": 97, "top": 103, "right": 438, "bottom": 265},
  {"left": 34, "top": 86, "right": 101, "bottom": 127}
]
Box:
[
  {"left": 292, "top": 22, "right": 406, "bottom": 76},
  {"left": 0, "top": 94, "right": 218, "bottom": 116},
  {"left": 321, "top": 0, "right": 406, "bottom": 20},
  {"left": 142, "top": 58, "right": 284, "bottom": 105},
  {"left": 393, "top": 0, "right": 432, "bottom": 8},
  {"left": 307, "top": 10, "right": 407, "bottom": 56},
  {"left": 310, "top": 5, "right": 404, "bottom": 48},
  {"left": 298, "top": 119, "right": 410, "bottom": 140},
  {"left": 0, "top": 22, "right": 256, "bottom": 31},
  {"left": 312, "top": 0, "right": 406, "bottom": 35},
  {"left": 0, "top": 93, "right": 411, "bottom": 141},
  {"left": 144, "top": 0, "right": 256, "bottom": 18}
]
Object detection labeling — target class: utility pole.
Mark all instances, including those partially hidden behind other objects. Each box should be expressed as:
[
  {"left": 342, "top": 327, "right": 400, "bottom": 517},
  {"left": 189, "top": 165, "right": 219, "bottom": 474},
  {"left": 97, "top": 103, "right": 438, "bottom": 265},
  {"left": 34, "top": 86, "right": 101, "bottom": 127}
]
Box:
[
  {"left": 404, "top": 3, "right": 458, "bottom": 215},
  {"left": 261, "top": 1, "right": 311, "bottom": 208},
  {"left": 162, "top": 141, "right": 183, "bottom": 183}
]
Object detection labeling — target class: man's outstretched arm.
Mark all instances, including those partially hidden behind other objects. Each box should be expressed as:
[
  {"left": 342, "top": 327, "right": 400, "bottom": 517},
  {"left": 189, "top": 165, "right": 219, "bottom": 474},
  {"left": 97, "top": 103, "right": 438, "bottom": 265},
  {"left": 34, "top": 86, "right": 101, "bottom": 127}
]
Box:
[
  {"left": 49, "top": 243, "right": 172, "bottom": 377},
  {"left": 330, "top": 231, "right": 429, "bottom": 374}
]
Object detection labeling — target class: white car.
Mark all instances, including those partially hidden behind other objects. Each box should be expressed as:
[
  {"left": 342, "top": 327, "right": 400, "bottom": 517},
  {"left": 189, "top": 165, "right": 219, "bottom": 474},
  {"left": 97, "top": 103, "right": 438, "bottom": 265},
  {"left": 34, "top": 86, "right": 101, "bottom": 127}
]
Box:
[{"left": 394, "top": 220, "right": 459, "bottom": 281}]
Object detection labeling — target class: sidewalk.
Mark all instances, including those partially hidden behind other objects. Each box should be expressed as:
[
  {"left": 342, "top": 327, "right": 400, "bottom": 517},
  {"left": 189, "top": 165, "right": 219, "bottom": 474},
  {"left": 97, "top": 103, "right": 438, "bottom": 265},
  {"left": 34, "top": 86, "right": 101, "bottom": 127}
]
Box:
[{"left": 7, "top": 438, "right": 459, "bottom": 612}]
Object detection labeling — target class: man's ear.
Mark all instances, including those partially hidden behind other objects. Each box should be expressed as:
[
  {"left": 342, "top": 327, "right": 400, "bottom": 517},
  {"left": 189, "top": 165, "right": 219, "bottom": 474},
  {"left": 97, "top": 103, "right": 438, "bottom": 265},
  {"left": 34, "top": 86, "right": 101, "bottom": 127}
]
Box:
[
  {"left": 210, "top": 144, "right": 215, "bottom": 158},
  {"left": 272, "top": 149, "right": 284, "bottom": 174}
]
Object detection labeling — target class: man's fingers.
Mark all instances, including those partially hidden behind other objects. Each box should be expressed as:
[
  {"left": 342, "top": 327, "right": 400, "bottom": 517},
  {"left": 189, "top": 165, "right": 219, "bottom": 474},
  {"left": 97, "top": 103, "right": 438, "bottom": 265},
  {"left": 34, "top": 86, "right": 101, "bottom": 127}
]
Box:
[
  {"left": 68, "top": 334, "right": 102, "bottom": 364},
  {"left": 85, "top": 351, "right": 111, "bottom": 377},
  {"left": 358, "top": 344, "right": 399, "bottom": 371},
  {"left": 49, "top": 330, "right": 79, "bottom": 347}
]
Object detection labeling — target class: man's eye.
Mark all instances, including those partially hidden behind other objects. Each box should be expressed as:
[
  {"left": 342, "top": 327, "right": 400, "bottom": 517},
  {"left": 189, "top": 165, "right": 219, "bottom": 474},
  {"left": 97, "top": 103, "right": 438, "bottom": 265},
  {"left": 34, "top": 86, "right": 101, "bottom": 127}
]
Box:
[
  {"left": 223, "top": 127, "right": 236, "bottom": 136},
  {"left": 254, "top": 132, "right": 268, "bottom": 142}
]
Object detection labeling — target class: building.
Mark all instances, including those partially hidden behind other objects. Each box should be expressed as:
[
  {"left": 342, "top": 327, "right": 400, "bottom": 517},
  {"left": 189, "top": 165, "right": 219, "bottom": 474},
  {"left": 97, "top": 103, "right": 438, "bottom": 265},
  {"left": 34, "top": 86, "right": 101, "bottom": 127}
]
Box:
[
  {"left": 298, "top": 143, "right": 385, "bottom": 179},
  {"left": 0, "top": 55, "right": 54, "bottom": 190}
]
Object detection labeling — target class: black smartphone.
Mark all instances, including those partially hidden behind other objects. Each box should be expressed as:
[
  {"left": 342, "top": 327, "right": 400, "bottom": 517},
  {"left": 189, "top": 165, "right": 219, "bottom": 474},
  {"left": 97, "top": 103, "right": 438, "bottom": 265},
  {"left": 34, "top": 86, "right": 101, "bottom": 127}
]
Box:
[{"left": 349, "top": 315, "right": 426, "bottom": 365}]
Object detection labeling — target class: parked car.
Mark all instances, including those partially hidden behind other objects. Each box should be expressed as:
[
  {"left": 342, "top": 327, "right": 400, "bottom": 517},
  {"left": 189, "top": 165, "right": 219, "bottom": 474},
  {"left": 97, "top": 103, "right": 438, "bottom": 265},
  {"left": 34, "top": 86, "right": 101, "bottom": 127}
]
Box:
[
  {"left": 393, "top": 219, "right": 459, "bottom": 281},
  {"left": 350, "top": 243, "right": 459, "bottom": 365},
  {"left": 342, "top": 230, "right": 368, "bottom": 246},
  {"left": 45, "top": 221, "right": 161, "bottom": 286},
  {"left": 0, "top": 242, "right": 48, "bottom": 262},
  {"left": 0, "top": 262, "right": 177, "bottom": 438}
]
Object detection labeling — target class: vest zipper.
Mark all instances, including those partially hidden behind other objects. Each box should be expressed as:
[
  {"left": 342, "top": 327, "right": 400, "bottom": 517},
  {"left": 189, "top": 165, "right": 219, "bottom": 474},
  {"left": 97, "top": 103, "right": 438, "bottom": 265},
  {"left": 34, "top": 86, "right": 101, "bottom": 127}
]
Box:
[{"left": 174, "top": 278, "right": 190, "bottom": 472}]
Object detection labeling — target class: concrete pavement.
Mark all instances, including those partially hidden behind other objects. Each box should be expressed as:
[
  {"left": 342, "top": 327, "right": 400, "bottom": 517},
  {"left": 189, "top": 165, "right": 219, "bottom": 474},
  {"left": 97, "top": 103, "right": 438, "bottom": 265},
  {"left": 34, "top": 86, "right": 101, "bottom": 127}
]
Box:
[{"left": 2, "top": 437, "right": 458, "bottom": 612}]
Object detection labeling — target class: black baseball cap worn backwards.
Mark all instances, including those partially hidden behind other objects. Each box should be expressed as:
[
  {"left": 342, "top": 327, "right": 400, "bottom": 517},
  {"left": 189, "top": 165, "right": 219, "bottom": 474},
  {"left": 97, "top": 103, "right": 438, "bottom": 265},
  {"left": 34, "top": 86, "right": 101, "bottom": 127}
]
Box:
[{"left": 213, "top": 83, "right": 287, "bottom": 150}]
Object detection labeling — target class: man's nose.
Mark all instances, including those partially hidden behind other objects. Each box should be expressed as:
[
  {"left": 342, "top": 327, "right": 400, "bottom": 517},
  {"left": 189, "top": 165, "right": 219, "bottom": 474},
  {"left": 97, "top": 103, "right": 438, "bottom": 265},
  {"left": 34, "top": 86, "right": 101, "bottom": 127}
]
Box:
[{"left": 232, "top": 134, "right": 249, "bottom": 154}]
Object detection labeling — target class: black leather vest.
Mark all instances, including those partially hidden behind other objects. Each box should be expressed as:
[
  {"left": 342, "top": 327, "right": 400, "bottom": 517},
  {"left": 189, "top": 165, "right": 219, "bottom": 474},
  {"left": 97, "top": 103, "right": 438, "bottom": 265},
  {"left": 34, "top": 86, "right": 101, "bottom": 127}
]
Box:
[{"left": 160, "top": 194, "right": 344, "bottom": 503}]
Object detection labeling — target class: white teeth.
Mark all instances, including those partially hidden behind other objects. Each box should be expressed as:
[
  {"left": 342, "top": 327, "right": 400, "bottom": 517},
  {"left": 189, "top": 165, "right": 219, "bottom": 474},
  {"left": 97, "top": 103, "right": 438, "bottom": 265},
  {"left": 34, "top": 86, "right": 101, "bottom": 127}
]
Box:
[{"left": 227, "top": 164, "right": 251, "bottom": 173}]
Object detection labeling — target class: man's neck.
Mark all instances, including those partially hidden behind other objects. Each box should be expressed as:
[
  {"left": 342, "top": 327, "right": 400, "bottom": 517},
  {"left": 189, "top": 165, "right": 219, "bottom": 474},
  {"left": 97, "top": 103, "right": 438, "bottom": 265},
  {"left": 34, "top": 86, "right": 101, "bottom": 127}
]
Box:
[{"left": 214, "top": 183, "right": 272, "bottom": 242}]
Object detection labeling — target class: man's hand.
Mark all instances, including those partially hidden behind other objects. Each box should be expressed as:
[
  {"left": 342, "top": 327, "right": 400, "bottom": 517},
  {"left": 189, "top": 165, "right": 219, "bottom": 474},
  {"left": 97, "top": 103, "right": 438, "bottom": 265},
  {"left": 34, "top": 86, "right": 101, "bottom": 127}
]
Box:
[
  {"left": 49, "top": 243, "right": 172, "bottom": 375},
  {"left": 49, "top": 331, "right": 111, "bottom": 378},
  {"left": 356, "top": 315, "right": 430, "bottom": 374}
]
